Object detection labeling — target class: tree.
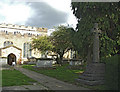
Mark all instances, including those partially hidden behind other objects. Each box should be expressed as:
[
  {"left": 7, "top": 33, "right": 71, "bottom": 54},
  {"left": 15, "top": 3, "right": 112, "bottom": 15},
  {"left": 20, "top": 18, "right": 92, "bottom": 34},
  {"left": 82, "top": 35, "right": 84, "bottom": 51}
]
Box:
[
  {"left": 32, "top": 36, "right": 53, "bottom": 57},
  {"left": 31, "top": 25, "right": 74, "bottom": 65},
  {"left": 50, "top": 25, "right": 74, "bottom": 64},
  {"left": 71, "top": 2, "right": 120, "bottom": 62}
]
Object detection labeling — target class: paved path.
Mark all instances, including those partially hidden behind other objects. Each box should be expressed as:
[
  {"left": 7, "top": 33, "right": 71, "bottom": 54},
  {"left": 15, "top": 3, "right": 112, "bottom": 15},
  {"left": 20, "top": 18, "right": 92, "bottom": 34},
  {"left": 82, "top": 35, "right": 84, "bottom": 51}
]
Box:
[
  {"left": 13, "top": 66, "right": 89, "bottom": 90},
  {"left": 2, "top": 84, "right": 48, "bottom": 90}
]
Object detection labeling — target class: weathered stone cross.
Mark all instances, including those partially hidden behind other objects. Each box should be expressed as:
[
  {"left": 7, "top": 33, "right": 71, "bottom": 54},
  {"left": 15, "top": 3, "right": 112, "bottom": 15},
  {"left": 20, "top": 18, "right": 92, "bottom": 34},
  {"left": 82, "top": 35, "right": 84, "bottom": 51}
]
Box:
[
  {"left": 91, "top": 23, "right": 101, "bottom": 63},
  {"left": 77, "top": 23, "right": 105, "bottom": 86}
]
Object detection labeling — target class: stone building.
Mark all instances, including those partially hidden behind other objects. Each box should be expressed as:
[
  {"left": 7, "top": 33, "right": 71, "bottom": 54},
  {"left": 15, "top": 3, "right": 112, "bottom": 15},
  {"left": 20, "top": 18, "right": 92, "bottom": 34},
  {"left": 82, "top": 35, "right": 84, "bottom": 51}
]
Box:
[
  {"left": 0, "top": 23, "right": 74, "bottom": 66},
  {"left": 0, "top": 23, "right": 47, "bottom": 65}
]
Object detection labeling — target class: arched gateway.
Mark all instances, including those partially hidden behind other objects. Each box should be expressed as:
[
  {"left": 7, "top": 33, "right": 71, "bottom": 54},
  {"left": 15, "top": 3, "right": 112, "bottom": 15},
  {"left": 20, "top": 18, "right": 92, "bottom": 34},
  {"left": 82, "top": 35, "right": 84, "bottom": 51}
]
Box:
[
  {"left": 0, "top": 45, "right": 22, "bottom": 65},
  {"left": 7, "top": 53, "right": 16, "bottom": 65}
]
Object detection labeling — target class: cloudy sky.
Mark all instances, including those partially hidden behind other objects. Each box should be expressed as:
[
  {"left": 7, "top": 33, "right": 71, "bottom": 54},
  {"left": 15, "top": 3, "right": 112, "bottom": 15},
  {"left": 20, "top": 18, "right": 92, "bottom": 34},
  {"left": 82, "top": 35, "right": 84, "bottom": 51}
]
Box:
[{"left": 0, "top": 0, "right": 77, "bottom": 30}]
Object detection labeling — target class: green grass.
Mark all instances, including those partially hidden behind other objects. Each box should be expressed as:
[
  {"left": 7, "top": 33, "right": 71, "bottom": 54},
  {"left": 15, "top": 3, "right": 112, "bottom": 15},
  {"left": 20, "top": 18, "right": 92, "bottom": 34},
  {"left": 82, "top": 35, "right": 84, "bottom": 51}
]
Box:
[
  {"left": 22, "top": 64, "right": 107, "bottom": 90},
  {"left": 22, "top": 64, "right": 84, "bottom": 84},
  {"left": 2, "top": 69, "right": 36, "bottom": 87}
]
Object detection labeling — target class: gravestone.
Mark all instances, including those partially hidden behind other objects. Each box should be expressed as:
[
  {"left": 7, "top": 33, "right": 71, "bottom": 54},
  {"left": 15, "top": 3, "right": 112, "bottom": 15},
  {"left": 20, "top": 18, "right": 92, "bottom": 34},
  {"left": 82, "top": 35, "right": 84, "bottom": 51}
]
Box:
[
  {"left": 77, "top": 23, "right": 105, "bottom": 86},
  {"left": 28, "top": 57, "right": 37, "bottom": 65},
  {"left": 36, "top": 58, "right": 53, "bottom": 67},
  {"left": 69, "top": 59, "right": 82, "bottom": 66}
]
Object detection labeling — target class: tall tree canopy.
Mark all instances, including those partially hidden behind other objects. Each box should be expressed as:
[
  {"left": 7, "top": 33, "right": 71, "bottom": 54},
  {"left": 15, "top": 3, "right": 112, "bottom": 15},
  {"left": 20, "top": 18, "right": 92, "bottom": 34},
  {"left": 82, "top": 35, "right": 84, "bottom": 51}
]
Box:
[
  {"left": 32, "top": 25, "right": 74, "bottom": 64},
  {"left": 50, "top": 25, "right": 74, "bottom": 63},
  {"left": 32, "top": 36, "right": 53, "bottom": 55},
  {"left": 71, "top": 2, "right": 120, "bottom": 61}
]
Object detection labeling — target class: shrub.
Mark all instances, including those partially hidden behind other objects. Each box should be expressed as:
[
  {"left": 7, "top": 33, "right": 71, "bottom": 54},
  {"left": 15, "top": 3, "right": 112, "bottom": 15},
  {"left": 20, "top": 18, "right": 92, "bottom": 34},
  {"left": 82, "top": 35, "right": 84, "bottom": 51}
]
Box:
[{"left": 104, "top": 55, "right": 119, "bottom": 90}]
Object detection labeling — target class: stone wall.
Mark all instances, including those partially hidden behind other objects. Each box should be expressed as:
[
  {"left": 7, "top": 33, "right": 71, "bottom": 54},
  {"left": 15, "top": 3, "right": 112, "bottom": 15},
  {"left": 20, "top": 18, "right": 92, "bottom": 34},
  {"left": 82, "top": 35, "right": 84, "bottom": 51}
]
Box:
[
  {"left": 1, "top": 46, "right": 21, "bottom": 63},
  {"left": 0, "top": 23, "right": 47, "bottom": 63},
  {"left": 0, "top": 23, "right": 73, "bottom": 64},
  {"left": 0, "top": 57, "right": 7, "bottom": 66}
]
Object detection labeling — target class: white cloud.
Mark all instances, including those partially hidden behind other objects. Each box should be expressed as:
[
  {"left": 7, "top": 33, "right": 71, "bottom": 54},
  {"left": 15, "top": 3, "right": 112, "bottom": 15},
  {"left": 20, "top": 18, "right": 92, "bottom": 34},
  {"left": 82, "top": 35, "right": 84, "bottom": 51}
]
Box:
[
  {"left": 0, "top": 0, "right": 77, "bottom": 29},
  {"left": 67, "top": 11, "right": 78, "bottom": 29},
  {"left": 0, "top": 1, "right": 33, "bottom": 25},
  {"left": 47, "top": 29, "right": 55, "bottom": 36},
  {"left": 45, "top": 0, "right": 71, "bottom": 12},
  {"left": 44, "top": 0, "right": 77, "bottom": 28}
]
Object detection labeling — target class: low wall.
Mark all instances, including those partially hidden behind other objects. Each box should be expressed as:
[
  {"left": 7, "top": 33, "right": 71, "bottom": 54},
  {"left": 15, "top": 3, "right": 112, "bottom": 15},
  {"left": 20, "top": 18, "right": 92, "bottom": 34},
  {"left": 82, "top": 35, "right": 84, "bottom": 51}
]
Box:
[{"left": 0, "top": 57, "right": 7, "bottom": 66}]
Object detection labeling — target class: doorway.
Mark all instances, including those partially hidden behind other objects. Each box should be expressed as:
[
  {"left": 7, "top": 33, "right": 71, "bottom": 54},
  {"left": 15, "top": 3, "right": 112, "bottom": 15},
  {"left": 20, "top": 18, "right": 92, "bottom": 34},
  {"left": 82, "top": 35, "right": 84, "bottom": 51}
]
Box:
[{"left": 7, "top": 53, "right": 16, "bottom": 65}]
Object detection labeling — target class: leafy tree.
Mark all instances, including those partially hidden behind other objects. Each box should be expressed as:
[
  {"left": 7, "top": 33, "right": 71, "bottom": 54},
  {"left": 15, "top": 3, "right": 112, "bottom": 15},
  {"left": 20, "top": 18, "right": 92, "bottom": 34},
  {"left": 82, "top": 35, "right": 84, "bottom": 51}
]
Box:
[
  {"left": 71, "top": 2, "right": 120, "bottom": 62},
  {"left": 31, "top": 25, "right": 74, "bottom": 65},
  {"left": 32, "top": 36, "right": 53, "bottom": 57},
  {"left": 50, "top": 25, "right": 74, "bottom": 64}
]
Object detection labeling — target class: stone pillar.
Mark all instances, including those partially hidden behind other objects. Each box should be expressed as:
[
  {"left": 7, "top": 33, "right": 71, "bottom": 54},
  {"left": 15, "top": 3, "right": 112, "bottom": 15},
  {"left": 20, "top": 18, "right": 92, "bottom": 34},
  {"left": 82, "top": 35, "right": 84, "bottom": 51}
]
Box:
[
  {"left": 76, "top": 23, "right": 105, "bottom": 86},
  {"left": 91, "top": 23, "right": 101, "bottom": 63}
]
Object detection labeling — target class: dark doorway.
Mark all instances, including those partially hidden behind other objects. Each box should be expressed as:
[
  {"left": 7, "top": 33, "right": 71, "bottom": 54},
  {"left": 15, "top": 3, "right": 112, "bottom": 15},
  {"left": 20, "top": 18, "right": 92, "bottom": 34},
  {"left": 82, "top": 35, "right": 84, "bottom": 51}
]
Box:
[{"left": 7, "top": 53, "right": 16, "bottom": 65}]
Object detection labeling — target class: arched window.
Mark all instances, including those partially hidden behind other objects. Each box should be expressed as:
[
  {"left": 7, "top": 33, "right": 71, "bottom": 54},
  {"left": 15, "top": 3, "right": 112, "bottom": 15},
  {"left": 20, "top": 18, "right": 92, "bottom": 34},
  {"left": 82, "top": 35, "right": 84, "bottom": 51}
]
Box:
[
  {"left": 14, "top": 32, "right": 17, "bottom": 35},
  {"left": 23, "top": 43, "right": 32, "bottom": 58},
  {"left": 4, "top": 41, "right": 13, "bottom": 47},
  {"left": 5, "top": 31, "right": 8, "bottom": 34},
  {"left": 28, "top": 33, "right": 32, "bottom": 37}
]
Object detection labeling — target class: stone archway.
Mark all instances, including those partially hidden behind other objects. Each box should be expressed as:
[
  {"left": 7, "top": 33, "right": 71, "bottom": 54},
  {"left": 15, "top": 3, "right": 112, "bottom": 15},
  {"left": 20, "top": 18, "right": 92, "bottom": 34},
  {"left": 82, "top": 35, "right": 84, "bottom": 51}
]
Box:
[{"left": 7, "top": 53, "right": 16, "bottom": 65}]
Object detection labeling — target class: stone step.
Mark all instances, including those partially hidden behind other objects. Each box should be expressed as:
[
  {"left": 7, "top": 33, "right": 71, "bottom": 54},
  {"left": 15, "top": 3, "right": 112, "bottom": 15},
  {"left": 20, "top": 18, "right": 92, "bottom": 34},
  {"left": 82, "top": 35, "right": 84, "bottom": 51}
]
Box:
[
  {"left": 85, "top": 71, "right": 105, "bottom": 74},
  {"left": 82, "top": 72, "right": 105, "bottom": 77},
  {"left": 76, "top": 63, "right": 105, "bottom": 86},
  {"left": 76, "top": 78, "right": 104, "bottom": 86},
  {"left": 85, "top": 66, "right": 105, "bottom": 70},
  {"left": 78, "top": 74, "right": 104, "bottom": 81},
  {"left": 86, "top": 70, "right": 105, "bottom": 73},
  {"left": 86, "top": 66, "right": 105, "bottom": 69},
  {"left": 85, "top": 63, "right": 105, "bottom": 71}
]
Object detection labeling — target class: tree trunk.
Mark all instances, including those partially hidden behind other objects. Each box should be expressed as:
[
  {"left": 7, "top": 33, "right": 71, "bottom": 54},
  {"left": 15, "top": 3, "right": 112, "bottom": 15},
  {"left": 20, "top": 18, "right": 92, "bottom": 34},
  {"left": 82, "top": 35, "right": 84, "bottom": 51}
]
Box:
[
  {"left": 59, "top": 54, "right": 63, "bottom": 65},
  {"left": 55, "top": 50, "right": 64, "bottom": 65},
  {"left": 56, "top": 55, "right": 59, "bottom": 64},
  {"left": 55, "top": 53, "right": 64, "bottom": 65}
]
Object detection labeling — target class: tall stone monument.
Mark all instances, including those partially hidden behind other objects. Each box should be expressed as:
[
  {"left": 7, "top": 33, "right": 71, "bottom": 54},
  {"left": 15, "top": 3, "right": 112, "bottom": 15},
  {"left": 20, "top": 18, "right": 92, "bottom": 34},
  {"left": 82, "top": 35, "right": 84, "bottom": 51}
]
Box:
[
  {"left": 92, "top": 23, "right": 101, "bottom": 63},
  {"left": 77, "top": 23, "right": 105, "bottom": 86}
]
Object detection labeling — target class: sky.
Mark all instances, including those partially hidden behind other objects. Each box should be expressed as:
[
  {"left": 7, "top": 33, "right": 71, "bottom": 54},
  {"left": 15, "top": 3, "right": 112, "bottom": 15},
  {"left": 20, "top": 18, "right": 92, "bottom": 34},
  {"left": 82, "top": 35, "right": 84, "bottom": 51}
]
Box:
[{"left": 0, "top": 0, "right": 78, "bottom": 32}]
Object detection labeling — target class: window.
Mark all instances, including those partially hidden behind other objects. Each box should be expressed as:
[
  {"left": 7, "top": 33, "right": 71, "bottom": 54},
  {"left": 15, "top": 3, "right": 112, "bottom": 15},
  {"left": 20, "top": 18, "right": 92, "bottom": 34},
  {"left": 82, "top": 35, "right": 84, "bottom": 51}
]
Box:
[
  {"left": 5, "top": 31, "right": 8, "bottom": 34},
  {"left": 14, "top": 32, "right": 16, "bottom": 35},
  {"left": 0, "top": 49, "right": 1, "bottom": 56},
  {"left": 28, "top": 33, "right": 32, "bottom": 36},
  {"left": 4, "top": 41, "right": 13, "bottom": 47},
  {"left": 23, "top": 43, "right": 32, "bottom": 58}
]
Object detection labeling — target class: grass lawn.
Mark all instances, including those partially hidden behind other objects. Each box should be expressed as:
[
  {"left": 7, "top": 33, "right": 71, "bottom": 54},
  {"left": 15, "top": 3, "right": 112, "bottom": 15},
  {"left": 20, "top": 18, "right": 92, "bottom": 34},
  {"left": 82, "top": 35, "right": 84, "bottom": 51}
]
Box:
[
  {"left": 22, "top": 64, "right": 84, "bottom": 84},
  {"left": 2, "top": 69, "right": 36, "bottom": 87}
]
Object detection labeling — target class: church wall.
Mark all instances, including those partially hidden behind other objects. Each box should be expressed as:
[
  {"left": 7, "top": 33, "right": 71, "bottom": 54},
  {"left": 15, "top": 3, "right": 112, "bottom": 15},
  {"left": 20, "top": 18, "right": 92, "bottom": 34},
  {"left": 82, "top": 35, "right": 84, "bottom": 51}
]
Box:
[
  {"left": 0, "top": 23, "right": 73, "bottom": 65},
  {"left": 1, "top": 46, "right": 21, "bottom": 63},
  {"left": 0, "top": 23, "right": 47, "bottom": 63}
]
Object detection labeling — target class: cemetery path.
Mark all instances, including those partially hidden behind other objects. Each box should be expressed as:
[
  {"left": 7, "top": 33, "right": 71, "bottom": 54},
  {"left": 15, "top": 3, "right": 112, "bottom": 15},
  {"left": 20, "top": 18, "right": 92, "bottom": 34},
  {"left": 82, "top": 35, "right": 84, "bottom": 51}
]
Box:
[
  {"left": 2, "top": 84, "right": 48, "bottom": 90},
  {"left": 14, "top": 66, "right": 90, "bottom": 90}
]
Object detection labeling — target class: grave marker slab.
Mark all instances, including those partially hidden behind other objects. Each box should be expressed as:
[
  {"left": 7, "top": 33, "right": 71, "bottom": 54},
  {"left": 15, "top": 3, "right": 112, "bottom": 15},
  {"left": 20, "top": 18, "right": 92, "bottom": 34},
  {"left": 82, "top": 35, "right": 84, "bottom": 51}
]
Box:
[{"left": 36, "top": 58, "right": 53, "bottom": 67}]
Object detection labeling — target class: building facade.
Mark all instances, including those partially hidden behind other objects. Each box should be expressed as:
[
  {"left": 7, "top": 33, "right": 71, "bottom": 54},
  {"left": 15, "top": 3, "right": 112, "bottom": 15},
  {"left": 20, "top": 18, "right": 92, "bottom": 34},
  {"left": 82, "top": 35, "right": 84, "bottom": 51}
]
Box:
[{"left": 0, "top": 23, "right": 47, "bottom": 65}]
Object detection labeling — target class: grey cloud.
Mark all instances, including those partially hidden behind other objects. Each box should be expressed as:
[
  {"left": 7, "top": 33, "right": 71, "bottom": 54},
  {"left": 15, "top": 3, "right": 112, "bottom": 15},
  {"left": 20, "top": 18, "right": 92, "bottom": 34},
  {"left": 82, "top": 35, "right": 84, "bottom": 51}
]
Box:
[{"left": 25, "top": 2, "right": 68, "bottom": 29}]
